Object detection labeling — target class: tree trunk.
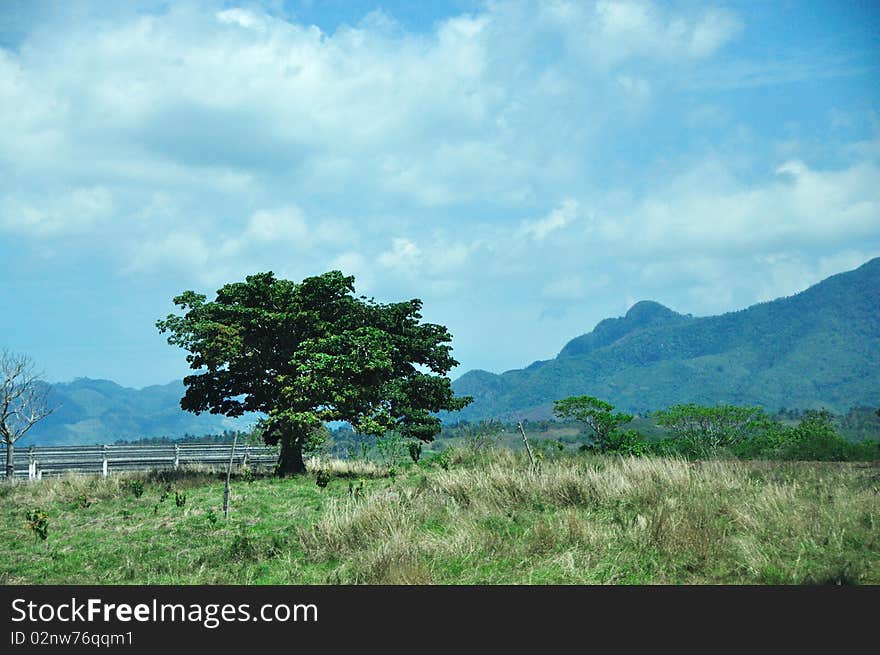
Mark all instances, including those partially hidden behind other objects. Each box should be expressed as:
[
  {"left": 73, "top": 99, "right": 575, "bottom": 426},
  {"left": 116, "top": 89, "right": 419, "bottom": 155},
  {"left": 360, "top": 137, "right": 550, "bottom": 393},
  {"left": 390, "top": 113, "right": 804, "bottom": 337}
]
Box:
[
  {"left": 4, "top": 440, "right": 13, "bottom": 479},
  {"left": 276, "top": 433, "right": 306, "bottom": 476}
]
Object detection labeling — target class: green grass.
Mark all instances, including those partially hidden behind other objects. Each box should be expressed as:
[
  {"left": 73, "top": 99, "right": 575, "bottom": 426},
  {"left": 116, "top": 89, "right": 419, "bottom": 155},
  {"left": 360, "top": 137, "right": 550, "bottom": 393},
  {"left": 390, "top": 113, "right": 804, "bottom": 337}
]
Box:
[{"left": 1, "top": 450, "right": 878, "bottom": 584}]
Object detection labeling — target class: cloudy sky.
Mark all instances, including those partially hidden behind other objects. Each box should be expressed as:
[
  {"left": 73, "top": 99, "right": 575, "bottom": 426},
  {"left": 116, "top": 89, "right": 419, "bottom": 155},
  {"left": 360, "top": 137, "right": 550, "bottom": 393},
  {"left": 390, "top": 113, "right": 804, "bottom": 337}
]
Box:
[{"left": 2, "top": 0, "right": 879, "bottom": 388}]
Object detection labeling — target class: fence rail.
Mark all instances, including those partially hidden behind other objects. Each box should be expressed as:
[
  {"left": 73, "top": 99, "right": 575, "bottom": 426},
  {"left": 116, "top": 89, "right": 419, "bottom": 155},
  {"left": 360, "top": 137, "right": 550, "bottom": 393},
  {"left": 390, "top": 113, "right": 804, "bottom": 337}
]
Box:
[{"left": 2, "top": 443, "right": 279, "bottom": 479}]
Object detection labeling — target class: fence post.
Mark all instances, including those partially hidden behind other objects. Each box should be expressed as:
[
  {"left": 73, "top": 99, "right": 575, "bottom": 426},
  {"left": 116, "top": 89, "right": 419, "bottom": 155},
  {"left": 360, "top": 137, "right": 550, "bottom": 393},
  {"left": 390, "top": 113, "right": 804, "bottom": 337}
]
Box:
[
  {"left": 36, "top": 463, "right": 42, "bottom": 480},
  {"left": 29, "top": 447, "right": 36, "bottom": 480},
  {"left": 174, "top": 444, "right": 180, "bottom": 470},
  {"left": 102, "top": 445, "right": 108, "bottom": 477},
  {"left": 223, "top": 434, "right": 239, "bottom": 519},
  {"left": 517, "top": 421, "right": 536, "bottom": 470}
]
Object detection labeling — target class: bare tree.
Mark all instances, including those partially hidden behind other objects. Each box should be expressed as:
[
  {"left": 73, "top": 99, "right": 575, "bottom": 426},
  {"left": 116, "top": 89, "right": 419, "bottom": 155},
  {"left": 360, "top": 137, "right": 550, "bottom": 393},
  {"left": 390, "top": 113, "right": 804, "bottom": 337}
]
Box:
[{"left": 1, "top": 350, "right": 56, "bottom": 478}]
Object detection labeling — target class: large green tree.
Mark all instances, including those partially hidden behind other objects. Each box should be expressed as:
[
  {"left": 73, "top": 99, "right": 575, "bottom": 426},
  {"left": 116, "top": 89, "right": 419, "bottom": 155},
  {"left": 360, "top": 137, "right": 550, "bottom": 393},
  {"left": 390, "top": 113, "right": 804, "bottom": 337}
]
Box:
[{"left": 157, "top": 271, "right": 472, "bottom": 475}]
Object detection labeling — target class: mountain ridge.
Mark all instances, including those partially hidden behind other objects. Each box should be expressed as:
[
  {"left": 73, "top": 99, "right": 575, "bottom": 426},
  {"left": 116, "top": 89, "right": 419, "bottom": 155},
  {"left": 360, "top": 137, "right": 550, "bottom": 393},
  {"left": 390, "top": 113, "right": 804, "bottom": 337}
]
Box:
[
  {"left": 25, "top": 378, "right": 255, "bottom": 446},
  {"left": 452, "top": 257, "right": 880, "bottom": 421}
]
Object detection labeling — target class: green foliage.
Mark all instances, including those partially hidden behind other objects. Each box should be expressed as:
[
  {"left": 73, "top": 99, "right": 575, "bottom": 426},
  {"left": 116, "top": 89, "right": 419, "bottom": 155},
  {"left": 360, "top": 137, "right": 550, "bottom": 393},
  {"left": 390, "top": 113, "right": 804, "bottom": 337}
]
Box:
[
  {"left": 407, "top": 441, "right": 422, "bottom": 464},
  {"left": 25, "top": 508, "right": 48, "bottom": 543},
  {"left": 434, "top": 449, "right": 452, "bottom": 471},
  {"left": 157, "top": 270, "right": 472, "bottom": 475},
  {"left": 726, "top": 409, "right": 879, "bottom": 462},
  {"left": 778, "top": 410, "right": 852, "bottom": 461},
  {"left": 603, "top": 429, "right": 650, "bottom": 456},
  {"left": 315, "top": 469, "right": 330, "bottom": 489},
  {"left": 302, "top": 424, "right": 331, "bottom": 459},
  {"left": 73, "top": 493, "right": 91, "bottom": 510},
  {"left": 534, "top": 439, "right": 566, "bottom": 460},
  {"left": 653, "top": 404, "right": 769, "bottom": 457},
  {"left": 553, "top": 395, "right": 633, "bottom": 451},
  {"left": 205, "top": 509, "right": 218, "bottom": 527},
  {"left": 127, "top": 480, "right": 144, "bottom": 498},
  {"left": 174, "top": 490, "right": 186, "bottom": 507},
  {"left": 375, "top": 431, "right": 405, "bottom": 468},
  {"left": 228, "top": 526, "right": 259, "bottom": 562},
  {"left": 733, "top": 421, "right": 790, "bottom": 459}
]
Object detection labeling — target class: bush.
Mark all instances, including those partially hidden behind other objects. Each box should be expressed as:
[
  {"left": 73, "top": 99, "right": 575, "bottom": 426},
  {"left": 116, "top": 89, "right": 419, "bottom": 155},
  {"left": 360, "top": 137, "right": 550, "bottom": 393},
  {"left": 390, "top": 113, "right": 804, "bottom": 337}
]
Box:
[
  {"left": 407, "top": 441, "right": 422, "bottom": 464},
  {"left": 848, "top": 439, "right": 880, "bottom": 461},
  {"left": 604, "top": 429, "right": 651, "bottom": 456},
  {"left": 315, "top": 469, "right": 330, "bottom": 488},
  {"left": 26, "top": 509, "right": 49, "bottom": 543},
  {"left": 127, "top": 480, "right": 145, "bottom": 498},
  {"left": 779, "top": 411, "right": 852, "bottom": 461},
  {"left": 733, "top": 422, "right": 789, "bottom": 459}
]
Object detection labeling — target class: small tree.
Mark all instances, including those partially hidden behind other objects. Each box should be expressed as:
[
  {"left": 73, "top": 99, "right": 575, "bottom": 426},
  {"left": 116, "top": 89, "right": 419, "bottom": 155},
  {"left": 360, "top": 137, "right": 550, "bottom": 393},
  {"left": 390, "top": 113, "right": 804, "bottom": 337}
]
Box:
[
  {"left": 552, "top": 395, "right": 633, "bottom": 451},
  {"left": 1, "top": 350, "right": 57, "bottom": 478},
  {"left": 653, "top": 403, "right": 768, "bottom": 457}
]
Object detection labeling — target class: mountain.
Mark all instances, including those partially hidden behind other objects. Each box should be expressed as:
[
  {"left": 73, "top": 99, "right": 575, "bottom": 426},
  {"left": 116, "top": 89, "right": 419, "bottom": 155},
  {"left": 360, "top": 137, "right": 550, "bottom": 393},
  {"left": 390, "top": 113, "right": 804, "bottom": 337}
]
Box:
[
  {"left": 452, "top": 257, "right": 880, "bottom": 421},
  {"left": 24, "top": 379, "right": 255, "bottom": 446}
]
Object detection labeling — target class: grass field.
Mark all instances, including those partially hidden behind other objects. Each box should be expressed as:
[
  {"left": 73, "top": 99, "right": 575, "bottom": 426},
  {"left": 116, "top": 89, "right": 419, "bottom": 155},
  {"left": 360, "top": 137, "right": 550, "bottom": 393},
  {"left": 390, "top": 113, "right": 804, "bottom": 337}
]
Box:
[{"left": 1, "top": 449, "right": 878, "bottom": 584}]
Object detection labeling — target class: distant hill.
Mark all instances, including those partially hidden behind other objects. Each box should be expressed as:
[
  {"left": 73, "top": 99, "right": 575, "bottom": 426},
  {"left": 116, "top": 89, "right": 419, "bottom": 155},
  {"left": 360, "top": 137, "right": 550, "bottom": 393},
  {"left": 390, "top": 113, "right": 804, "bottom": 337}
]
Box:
[
  {"left": 24, "top": 379, "right": 256, "bottom": 446},
  {"left": 453, "top": 257, "right": 880, "bottom": 421}
]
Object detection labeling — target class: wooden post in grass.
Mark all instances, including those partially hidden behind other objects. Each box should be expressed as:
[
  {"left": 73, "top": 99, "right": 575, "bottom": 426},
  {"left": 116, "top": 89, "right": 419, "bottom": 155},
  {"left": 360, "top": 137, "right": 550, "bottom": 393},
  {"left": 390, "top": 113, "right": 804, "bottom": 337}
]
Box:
[
  {"left": 223, "top": 433, "right": 239, "bottom": 519},
  {"left": 517, "top": 421, "right": 536, "bottom": 469},
  {"left": 174, "top": 444, "right": 180, "bottom": 470},
  {"left": 102, "top": 445, "right": 108, "bottom": 477}
]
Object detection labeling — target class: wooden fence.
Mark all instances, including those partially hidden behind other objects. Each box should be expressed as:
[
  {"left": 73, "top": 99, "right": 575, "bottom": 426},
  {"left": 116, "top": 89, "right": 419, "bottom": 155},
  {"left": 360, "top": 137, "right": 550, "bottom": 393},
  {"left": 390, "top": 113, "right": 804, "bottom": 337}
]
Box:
[{"left": 2, "top": 443, "right": 279, "bottom": 479}]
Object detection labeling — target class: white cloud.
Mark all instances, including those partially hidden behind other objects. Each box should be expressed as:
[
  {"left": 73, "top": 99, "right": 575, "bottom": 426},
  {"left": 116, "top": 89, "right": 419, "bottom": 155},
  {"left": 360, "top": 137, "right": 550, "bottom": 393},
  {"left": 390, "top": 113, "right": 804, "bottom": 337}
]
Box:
[
  {"left": 2, "top": 0, "right": 879, "bottom": 384},
  {"left": 378, "top": 237, "right": 423, "bottom": 274},
  {"left": 216, "top": 8, "right": 267, "bottom": 31},
  {"left": 0, "top": 187, "right": 113, "bottom": 238},
  {"left": 519, "top": 199, "right": 579, "bottom": 240},
  {"left": 590, "top": 1, "right": 742, "bottom": 65}
]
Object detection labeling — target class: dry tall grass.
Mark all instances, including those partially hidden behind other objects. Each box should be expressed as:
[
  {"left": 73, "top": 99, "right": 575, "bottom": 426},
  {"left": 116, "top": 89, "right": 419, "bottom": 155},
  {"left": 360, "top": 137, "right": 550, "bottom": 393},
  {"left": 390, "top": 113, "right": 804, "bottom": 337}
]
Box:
[{"left": 299, "top": 451, "right": 879, "bottom": 584}]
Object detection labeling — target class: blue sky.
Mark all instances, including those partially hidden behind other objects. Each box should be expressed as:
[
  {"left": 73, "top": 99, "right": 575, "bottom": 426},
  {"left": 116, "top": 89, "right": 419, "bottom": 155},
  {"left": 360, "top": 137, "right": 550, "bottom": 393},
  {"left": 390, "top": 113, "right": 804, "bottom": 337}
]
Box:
[{"left": 1, "top": 0, "right": 879, "bottom": 388}]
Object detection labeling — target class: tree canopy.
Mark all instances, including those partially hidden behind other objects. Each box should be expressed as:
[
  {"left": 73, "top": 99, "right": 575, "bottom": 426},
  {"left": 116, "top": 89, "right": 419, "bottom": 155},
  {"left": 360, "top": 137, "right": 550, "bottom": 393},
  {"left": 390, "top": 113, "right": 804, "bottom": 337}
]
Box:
[
  {"left": 652, "top": 403, "right": 768, "bottom": 456},
  {"left": 552, "top": 395, "right": 633, "bottom": 451},
  {"left": 157, "top": 270, "right": 471, "bottom": 474}
]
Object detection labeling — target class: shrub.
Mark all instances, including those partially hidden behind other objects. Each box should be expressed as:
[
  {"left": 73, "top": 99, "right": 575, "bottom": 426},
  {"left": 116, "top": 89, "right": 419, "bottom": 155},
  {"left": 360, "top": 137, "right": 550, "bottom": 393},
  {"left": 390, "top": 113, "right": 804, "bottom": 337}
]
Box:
[
  {"left": 127, "top": 480, "right": 145, "bottom": 498},
  {"left": 734, "top": 422, "right": 790, "bottom": 459},
  {"left": 604, "top": 429, "right": 651, "bottom": 456},
  {"left": 779, "top": 411, "right": 852, "bottom": 461},
  {"left": 407, "top": 441, "right": 422, "bottom": 464},
  {"left": 315, "top": 469, "right": 331, "bottom": 488},
  {"left": 26, "top": 509, "right": 49, "bottom": 543},
  {"left": 430, "top": 449, "right": 452, "bottom": 471}
]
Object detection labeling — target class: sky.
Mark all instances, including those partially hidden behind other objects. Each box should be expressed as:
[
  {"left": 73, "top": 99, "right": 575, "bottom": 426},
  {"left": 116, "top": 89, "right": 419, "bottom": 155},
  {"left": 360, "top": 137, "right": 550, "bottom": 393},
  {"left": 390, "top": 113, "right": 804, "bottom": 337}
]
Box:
[{"left": 1, "top": 0, "right": 879, "bottom": 389}]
